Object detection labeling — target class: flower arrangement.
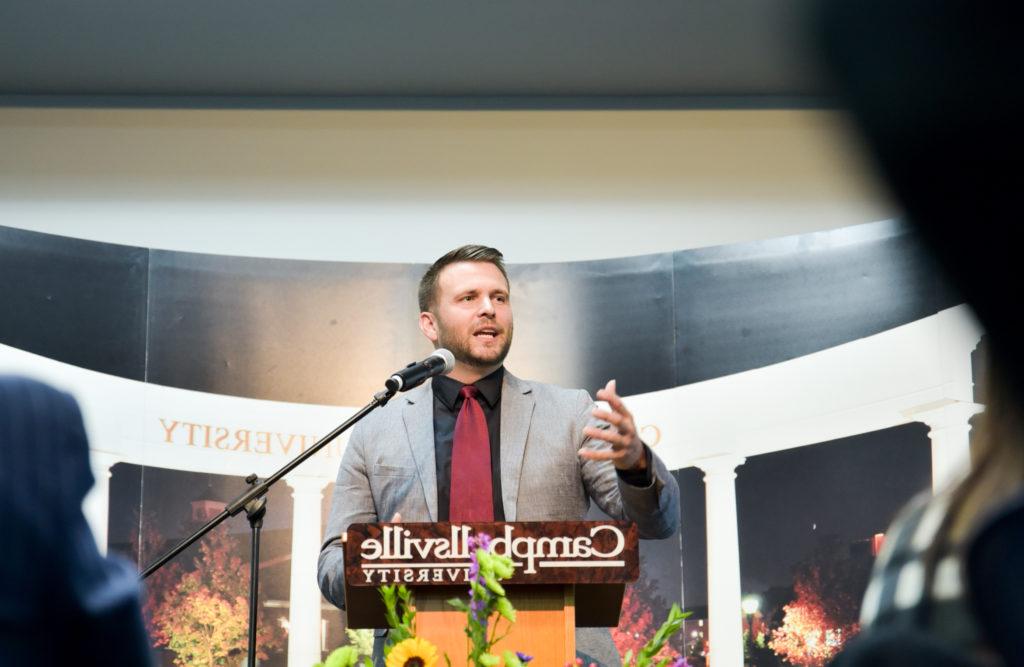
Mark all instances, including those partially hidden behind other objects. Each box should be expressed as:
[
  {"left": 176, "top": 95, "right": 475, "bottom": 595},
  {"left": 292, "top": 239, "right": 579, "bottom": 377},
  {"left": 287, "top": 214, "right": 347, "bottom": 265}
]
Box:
[
  {"left": 388, "top": 637, "right": 440, "bottom": 667},
  {"left": 444, "top": 532, "right": 527, "bottom": 667},
  {"left": 317, "top": 533, "right": 690, "bottom": 667}
]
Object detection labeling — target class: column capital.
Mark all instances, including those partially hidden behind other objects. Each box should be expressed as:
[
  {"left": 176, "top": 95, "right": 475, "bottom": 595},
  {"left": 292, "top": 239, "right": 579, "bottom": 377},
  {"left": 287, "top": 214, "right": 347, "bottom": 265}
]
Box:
[
  {"left": 902, "top": 399, "right": 984, "bottom": 432},
  {"left": 936, "top": 304, "right": 984, "bottom": 354},
  {"left": 693, "top": 454, "right": 746, "bottom": 481},
  {"left": 285, "top": 474, "right": 331, "bottom": 494},
  {"left": 88, "top": 449, "right": 122, "bottom": 479}
]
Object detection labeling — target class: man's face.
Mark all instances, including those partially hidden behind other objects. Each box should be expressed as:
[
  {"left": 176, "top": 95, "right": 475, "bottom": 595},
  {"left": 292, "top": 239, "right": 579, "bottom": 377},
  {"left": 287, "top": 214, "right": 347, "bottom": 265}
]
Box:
[{"left": 420, "top": 261, "right": 513, "bottom": 372}]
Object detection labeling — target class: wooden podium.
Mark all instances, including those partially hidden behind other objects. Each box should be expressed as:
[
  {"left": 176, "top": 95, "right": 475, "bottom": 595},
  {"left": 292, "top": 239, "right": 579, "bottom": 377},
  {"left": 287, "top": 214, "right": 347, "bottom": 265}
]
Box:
[{"left": 343, "top": 521, "right": 639, "bottom": 666}]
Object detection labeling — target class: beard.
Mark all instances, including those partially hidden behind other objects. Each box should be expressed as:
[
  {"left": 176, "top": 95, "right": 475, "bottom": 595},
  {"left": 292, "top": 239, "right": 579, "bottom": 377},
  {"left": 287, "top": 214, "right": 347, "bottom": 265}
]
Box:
[{"left": 435, "top": 318, "right": 513, "bottom": 370}]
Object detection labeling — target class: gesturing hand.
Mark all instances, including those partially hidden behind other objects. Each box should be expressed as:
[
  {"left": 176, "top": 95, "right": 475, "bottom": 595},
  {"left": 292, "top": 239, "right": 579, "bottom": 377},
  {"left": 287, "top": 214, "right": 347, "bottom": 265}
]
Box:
[{"left": 579, "top": 379, "right": 647, "bottom": 472}]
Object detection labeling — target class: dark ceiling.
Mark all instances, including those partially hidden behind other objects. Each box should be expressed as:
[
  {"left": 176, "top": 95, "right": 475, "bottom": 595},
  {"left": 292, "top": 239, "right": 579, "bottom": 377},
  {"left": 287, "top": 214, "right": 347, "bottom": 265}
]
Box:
[{"left": 0, "top": 0, "right": 832, "bottom": 109}]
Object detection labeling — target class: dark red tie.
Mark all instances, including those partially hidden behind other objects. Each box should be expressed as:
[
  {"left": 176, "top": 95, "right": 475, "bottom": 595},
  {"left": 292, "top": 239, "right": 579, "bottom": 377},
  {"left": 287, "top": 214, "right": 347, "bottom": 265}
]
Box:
[{"left": 449, "top": 385, "right": 494, "bottom": 521}]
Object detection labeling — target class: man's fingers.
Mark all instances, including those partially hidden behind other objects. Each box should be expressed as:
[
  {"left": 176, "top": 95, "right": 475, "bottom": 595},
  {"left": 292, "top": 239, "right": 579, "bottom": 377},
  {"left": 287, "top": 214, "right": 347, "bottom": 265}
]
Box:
[
  {"left": 588, "top": 381, "right": 645, "bottom": 472},
  {"left": 587, "top": 416, "right": 634, "bottom": 446},
  {"left": 595, "top": 379, "right": 631, "bottom": 418},
  {"left": 594, "top": 379, "right": 616, "bottom": 401},
  {"left": 591, "top": 408, "right": 626, "bottom": 428},
  {"left": 583, "top": 425, "right": 629, "bottom": 447}
]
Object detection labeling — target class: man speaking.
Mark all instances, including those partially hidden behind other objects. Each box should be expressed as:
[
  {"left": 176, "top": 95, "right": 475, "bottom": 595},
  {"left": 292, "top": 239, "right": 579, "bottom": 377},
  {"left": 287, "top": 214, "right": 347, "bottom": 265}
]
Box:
[{"left": 318, "top": 245, "right": 680, "bottom": 665}]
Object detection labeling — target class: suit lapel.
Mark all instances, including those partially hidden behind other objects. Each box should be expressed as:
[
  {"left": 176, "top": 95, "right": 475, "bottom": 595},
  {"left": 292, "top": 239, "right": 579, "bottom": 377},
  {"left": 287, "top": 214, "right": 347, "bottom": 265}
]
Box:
[
  {"left": 402, "top": 383, "right": 438, "bottom": 521},
  {"left": 499, "top": 372, "right": 535, "bottom": 521}
]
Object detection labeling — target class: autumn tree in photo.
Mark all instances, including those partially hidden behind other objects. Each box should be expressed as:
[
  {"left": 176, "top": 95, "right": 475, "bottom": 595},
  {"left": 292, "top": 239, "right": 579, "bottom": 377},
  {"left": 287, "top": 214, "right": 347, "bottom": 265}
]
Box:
[
  {"left": 129, "top": 510, "right": 181, "bottom": 646},
  {"left": 611, "top": 575, "right": 678, "bottom": 662},
  {"left": 150, "top": 524, "right": 286, "bottom": 666},
  {"left": 769, "top": 590, "right": 843, "bottom": 667},
  {"left": 769, "top": 536, "right": 871, "bottom": 667}
]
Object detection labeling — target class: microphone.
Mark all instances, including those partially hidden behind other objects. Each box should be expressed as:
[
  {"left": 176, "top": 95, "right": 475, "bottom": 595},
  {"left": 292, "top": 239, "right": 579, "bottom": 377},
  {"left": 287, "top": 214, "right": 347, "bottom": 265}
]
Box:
[{"left": 385, "top": 349, "right": 455, "bottom": 393}]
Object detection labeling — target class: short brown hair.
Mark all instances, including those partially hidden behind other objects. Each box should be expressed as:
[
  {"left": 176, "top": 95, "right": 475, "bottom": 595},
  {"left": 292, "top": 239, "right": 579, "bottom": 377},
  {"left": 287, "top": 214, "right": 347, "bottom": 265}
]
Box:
[{"left": 418, "top": 245, "right": 509, "bottom": 312}]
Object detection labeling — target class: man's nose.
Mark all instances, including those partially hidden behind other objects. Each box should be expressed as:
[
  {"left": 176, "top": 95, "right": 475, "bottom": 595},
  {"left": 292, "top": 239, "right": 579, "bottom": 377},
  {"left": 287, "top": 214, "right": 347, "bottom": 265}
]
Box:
[{"left": 479, "top": 296, "right": 496, "bottom": 316}]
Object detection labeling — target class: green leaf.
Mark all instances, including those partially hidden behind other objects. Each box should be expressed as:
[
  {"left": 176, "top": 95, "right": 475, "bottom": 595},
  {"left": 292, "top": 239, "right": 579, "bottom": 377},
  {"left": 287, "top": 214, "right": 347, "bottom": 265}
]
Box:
[
  {"left": 446, "top": 597, "right": 470, "bottom": 612},
  {"left": 491, "top": 555, "right": 514, "bottom": 579},
  {"left": 378, "top": 583, "right": 417, "bottom": 649},
  {"left": 502, "top": 650, "right": 524, "bottom": 667},
  {"left": 345, "top": 628, "right": 375, "bottom": 657},
  {"left": 322, "top": 646, "right": 360, "bottom": 667},
  {"left": 478, "top": 652, "right": 501, "bottom": 666},
  {"left": 632, "top": 603, "right": 689, "bottom": 665},
  {"left": 495, "top": 596, "right": 516, "bottom": 623},
  {"left": 470, "top": 581, "right": 489, "bottom": 599},
  {"left": 482, "top": 574, "right": 505, "bottom": 597}
]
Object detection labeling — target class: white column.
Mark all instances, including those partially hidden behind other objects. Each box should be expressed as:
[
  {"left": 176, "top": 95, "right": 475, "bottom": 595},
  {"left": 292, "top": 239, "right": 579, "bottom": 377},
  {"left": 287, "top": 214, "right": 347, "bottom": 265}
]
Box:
[
  {"left": 912, "top": 401, "right": 984, "bottom": 493},
  {"left": 934, "top": 305, "right": 983, "bottom": 403},
  {"left": 286, "top": 475, "right": 330, "bottom": 667},
  {"left": 695, "top": 454, "right": 746, "bottom": 667},
  {"left": 83, "top": 450, "right": 120, "bottom": 555}
]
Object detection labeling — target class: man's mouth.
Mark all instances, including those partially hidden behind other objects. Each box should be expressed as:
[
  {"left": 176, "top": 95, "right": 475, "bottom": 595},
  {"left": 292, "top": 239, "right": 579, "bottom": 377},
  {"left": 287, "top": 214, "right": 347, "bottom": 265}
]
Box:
[{"left": 473, "top": 327, "right": 500, "bottom": 339}]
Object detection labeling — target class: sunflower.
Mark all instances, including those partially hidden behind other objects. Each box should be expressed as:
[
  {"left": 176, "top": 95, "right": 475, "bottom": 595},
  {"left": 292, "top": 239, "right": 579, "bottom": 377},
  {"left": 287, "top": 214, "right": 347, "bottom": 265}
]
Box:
[{"left": 385, "top": 637, "right": 439, "bottom": 667}]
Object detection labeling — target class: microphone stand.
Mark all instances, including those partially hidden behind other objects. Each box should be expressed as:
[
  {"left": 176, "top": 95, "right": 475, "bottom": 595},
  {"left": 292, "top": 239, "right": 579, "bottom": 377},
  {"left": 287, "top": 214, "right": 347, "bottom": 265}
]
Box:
[{"left": 141, "top": 386, "right": 397, "bottom": 667}]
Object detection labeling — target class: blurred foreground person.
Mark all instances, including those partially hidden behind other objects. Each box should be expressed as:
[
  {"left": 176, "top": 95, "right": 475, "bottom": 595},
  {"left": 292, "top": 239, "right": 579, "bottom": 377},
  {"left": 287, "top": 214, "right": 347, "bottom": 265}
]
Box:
[
  {"left": 819, "top": 2, "right": 1024, "bottom": 666},
  {"left": 0, "top": 376, "right": 151, "bottom": 666}
]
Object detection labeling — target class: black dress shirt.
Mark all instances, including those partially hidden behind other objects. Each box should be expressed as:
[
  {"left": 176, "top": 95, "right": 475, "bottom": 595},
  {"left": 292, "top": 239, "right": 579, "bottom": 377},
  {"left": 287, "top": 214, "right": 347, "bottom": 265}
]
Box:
[{"left": 432, "top": 367, "right": 506, "bottom": 521}]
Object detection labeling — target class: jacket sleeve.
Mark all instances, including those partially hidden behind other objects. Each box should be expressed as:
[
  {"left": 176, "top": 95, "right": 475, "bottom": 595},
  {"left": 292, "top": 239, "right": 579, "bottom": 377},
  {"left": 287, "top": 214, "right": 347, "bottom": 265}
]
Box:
[
  {"left": 317, "top": 422, "right": 379, "bottom": 609},
  {"left": 574, "top": 389, "right": 680, "bottom": 540}
]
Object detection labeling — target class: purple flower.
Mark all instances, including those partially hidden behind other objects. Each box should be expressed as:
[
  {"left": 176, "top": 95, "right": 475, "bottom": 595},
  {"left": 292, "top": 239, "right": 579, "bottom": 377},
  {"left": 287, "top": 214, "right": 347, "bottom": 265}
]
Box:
[
  {"left": 470, "top": 532, "right": 491, "bottom": 551},
  {"left": 669, "top": 657, "right": 690, "bottom": 667},
  {"left": 516, "top": 652, "right": 533, "bottom": 663},
  {"left": 466, "top": 532, "right": 493, "bottom": 624},
  {"left": 469, "top": 596, "right": 487, "bottom": 624},
  {"left": 467, "top": 533, "right": 490, "bottom": 582}
]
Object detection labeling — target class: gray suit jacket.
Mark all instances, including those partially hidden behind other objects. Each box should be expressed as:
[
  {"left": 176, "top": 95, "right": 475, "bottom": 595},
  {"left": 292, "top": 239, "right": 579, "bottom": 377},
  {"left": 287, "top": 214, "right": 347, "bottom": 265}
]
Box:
[{"left": 318, "top": 371, "right": 680, "bottom": 665}]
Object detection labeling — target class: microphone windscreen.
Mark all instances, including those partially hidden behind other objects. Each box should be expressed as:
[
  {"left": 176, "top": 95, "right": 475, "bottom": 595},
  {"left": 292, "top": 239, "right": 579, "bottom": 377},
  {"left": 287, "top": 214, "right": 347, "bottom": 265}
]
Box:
[{"left": 434, "top": 348, "right": 455, "bottom": 373}]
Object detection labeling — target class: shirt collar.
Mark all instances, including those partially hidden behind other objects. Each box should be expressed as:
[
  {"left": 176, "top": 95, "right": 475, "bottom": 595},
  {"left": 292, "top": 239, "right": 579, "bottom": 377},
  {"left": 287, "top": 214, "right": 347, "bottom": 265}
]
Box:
[{"left": 433, "top": 366, "right": 504, "bottom": 411}]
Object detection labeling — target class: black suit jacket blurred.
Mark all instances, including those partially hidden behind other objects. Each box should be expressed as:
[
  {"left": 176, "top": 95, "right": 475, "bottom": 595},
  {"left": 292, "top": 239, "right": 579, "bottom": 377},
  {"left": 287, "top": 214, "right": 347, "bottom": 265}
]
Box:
[{"left": 0, "top": 375, "right": 151, "bottom": 666}]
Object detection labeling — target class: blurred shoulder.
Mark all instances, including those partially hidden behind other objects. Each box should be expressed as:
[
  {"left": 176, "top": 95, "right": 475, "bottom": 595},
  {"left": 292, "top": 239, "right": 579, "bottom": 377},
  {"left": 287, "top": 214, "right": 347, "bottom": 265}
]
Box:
[{"left": 0, "top": 374, "right": 78, "bottom": 414}]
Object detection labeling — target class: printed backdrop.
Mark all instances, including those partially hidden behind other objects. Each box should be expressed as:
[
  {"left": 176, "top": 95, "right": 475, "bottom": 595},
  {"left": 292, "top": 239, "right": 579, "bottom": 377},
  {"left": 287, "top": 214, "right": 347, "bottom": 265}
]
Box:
[{"left": 0, "top": 221, "right": 966, "bottom": 666}]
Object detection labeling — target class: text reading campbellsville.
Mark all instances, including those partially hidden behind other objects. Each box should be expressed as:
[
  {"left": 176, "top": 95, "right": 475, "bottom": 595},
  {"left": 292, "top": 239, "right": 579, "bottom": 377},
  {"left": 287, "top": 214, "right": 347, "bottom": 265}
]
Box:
[{"left": 354, "top": 524, "right": 626, "bottom": 584}]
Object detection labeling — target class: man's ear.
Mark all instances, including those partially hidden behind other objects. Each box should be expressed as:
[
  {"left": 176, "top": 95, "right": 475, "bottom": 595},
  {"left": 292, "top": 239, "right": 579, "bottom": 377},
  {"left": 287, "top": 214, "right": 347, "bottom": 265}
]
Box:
[{"left": 419, "top": 311, "right": 439, "bottom": 344}]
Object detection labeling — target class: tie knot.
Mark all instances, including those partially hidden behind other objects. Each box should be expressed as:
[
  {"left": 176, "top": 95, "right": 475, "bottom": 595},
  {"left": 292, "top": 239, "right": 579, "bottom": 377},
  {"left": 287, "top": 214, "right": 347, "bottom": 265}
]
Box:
[{"left": 459, "top": 385, "right": 479, "bottom": 400}]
